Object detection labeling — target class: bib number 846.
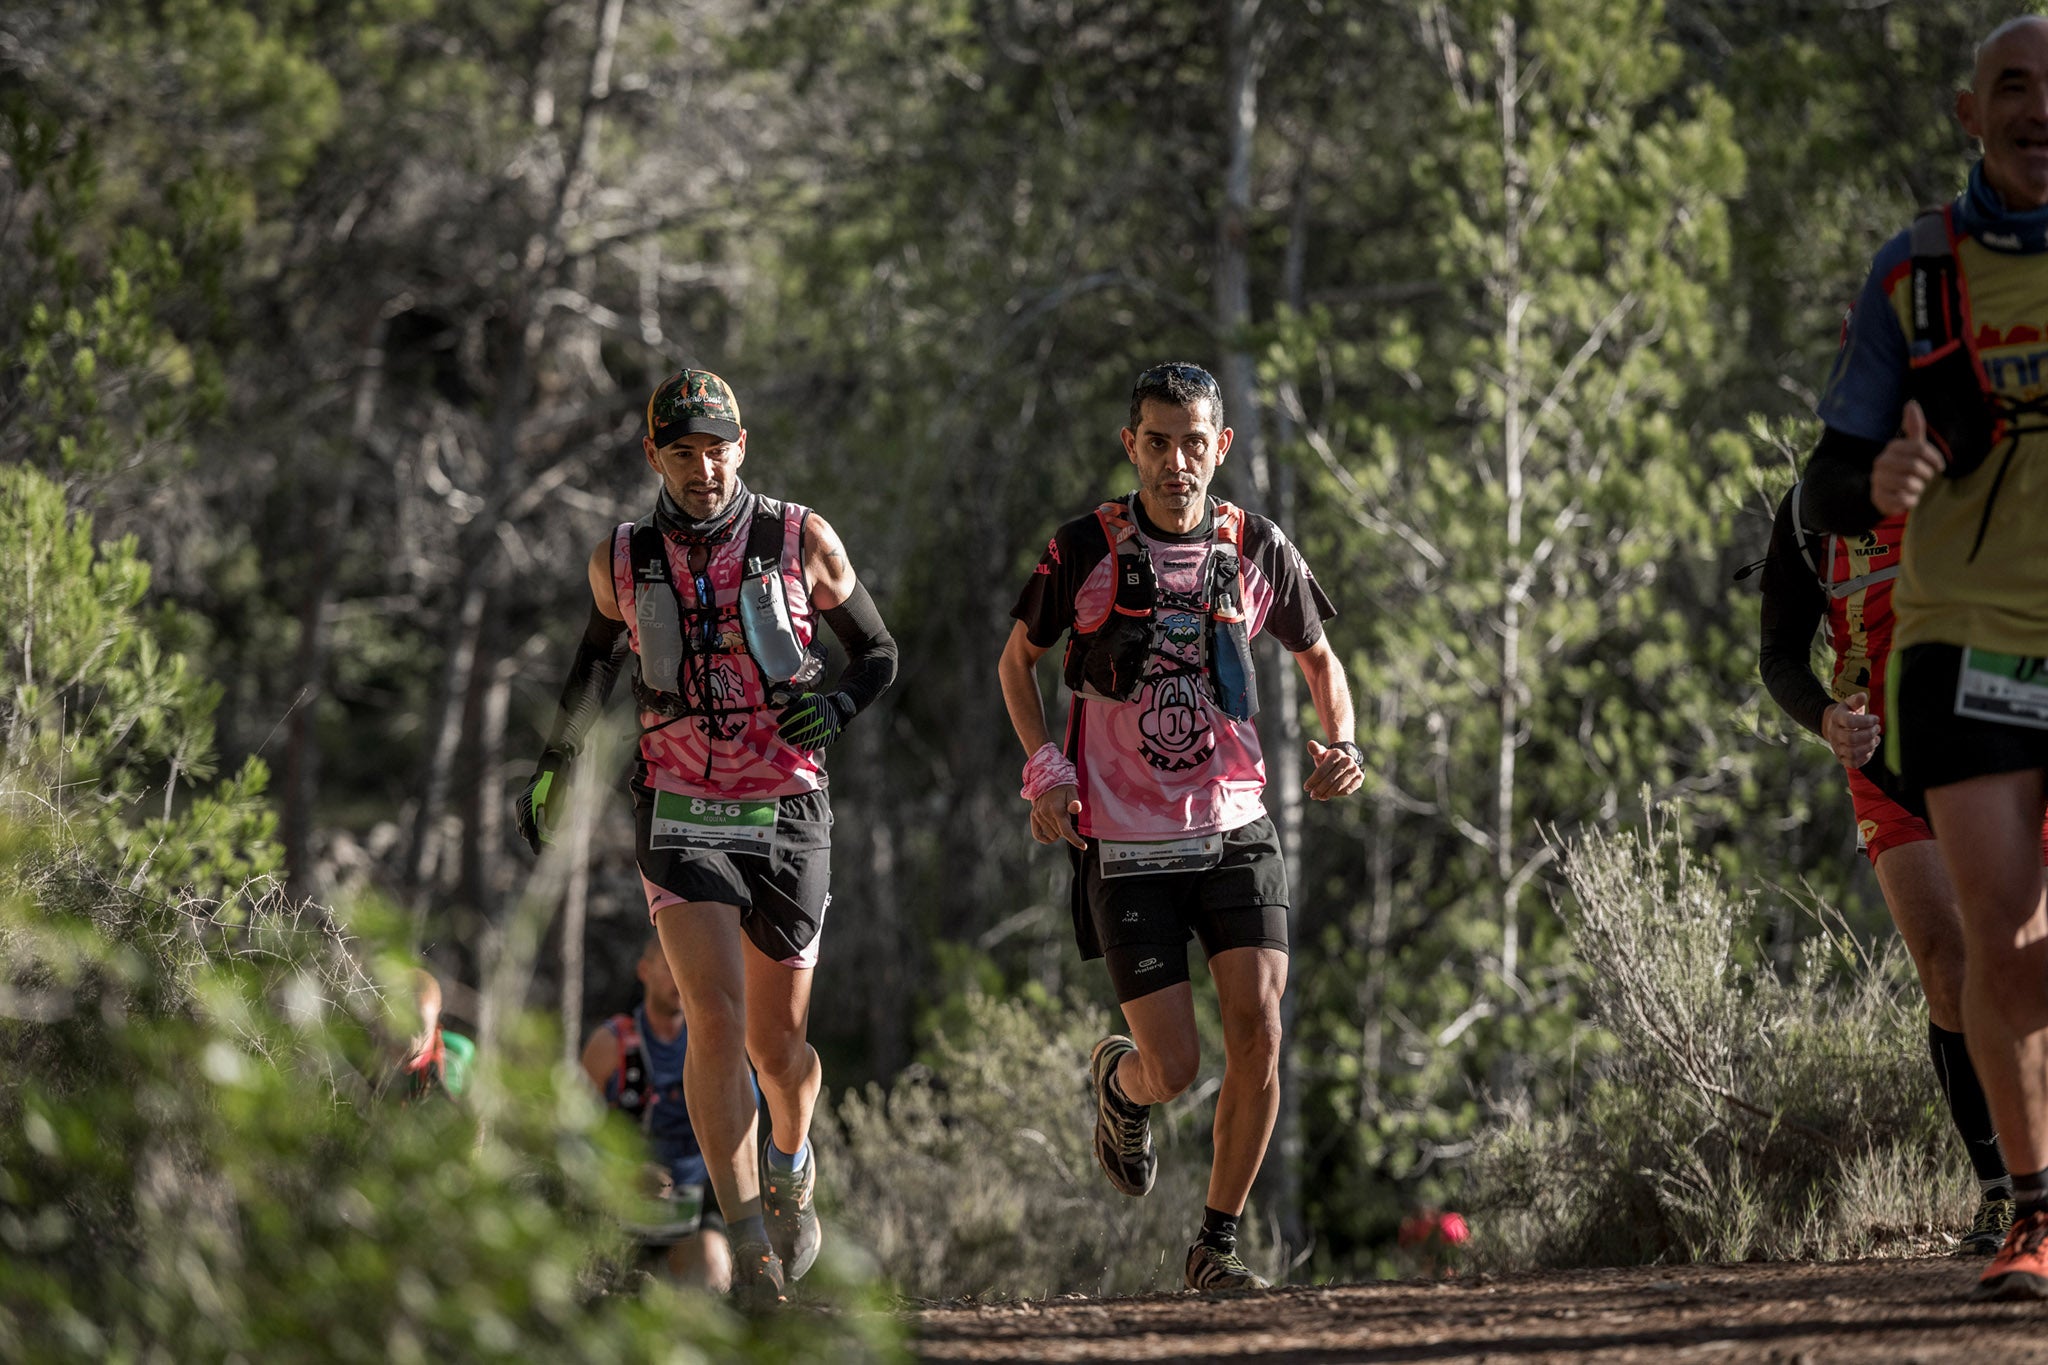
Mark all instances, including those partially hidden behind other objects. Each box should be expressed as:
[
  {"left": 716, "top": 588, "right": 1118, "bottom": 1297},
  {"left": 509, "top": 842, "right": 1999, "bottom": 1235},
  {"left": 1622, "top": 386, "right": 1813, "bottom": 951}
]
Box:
[{"left": 689, "top": 798, "right": 746, "bottom": 818}]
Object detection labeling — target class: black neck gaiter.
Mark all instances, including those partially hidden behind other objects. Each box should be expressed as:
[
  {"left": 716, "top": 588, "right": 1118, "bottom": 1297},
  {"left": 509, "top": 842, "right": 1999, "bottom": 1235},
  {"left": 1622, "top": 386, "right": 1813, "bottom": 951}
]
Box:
[{"left": 654, "top": 480, "right": 755, "bottom": 544}]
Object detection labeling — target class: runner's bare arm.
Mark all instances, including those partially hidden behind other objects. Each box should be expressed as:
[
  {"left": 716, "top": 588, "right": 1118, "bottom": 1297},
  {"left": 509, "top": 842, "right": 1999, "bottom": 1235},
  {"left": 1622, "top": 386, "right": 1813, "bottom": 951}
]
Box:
[
  {"left": 802, "top": 512, "right": 857, "bottom": 610},
  {"left": 999, "top": 621, "right": 1085, "bottom": 848},
  {"left": 588, "top": 535, "right": 624, "bottom": 621},
  {"left": 579, "top": 1026, "right": 620, "bottom": 1095},
  {"left": 999, "top": 622, "right": 1055, "bottom": 755},
  {"left": 1292, "top": 637, "right": 1363, "bottom": 801}
]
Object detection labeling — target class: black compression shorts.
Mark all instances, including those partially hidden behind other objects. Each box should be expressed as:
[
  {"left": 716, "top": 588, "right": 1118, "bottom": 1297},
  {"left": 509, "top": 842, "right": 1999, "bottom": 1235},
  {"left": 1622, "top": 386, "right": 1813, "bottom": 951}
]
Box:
[
  {"left": 1070, "top": 816, "right": 1290, "bottom": 1003},
  {"left": 1891, "top": 643, "right": 2048, "bottom": 801},
  {"left": 633, "top": 785, "right": 832, "bottom": 968}
]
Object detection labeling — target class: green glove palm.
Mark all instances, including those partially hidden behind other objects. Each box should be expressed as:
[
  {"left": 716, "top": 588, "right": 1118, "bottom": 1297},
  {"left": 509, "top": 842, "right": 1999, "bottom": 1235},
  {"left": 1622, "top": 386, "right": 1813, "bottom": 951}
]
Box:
[
  {"left": 774, "top": 692, "right": 856, "bottom": 751},
  {"left": 514, "top": 748, "right": 569, "bottom": 852}
]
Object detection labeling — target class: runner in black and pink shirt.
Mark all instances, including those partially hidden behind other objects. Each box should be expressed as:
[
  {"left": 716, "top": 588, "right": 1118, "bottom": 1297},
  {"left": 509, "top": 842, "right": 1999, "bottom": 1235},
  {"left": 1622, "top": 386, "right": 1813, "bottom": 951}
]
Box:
[{"left": 997, "top": 362, "right": 1363, "bottom": 1292}]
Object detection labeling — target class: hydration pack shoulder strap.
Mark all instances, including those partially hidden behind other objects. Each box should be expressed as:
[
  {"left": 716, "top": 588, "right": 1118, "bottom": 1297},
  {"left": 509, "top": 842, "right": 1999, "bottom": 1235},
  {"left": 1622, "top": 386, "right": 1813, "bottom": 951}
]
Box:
[
  {"left": 1906, "top": 204, "right": 2005, "bottom": 483},
  {"left": 1205, "top": 501, "right": 1258, "bottom": 720},
  {"left": 1787, "top": 481, "right": 1831, "bottom": 584},
  {"left": 610, "top": 1014, "right": 651, "bottom": 1122},
  {"left": 1073, "top": 497, "right": 1158, "bottom": 702},
  {"left": 1909, "top": 206, "right": 1961, "bottom": 350}
]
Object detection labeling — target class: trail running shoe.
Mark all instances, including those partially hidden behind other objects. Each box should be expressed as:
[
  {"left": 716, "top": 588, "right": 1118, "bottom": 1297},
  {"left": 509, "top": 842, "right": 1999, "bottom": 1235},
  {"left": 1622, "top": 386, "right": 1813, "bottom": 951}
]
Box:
[
  {"left": 1960, "top": 1193, "right": 2016, "bottom": 1257},
  {"left": 1089, "top": 1035, "right": 1156, "bottom": 1197},
  {"left": 1185, "top": 1241, "right": 1271, "bottom": 1292},
  {"left": 760, "top": 1142, "right": 822, "bottom": 1281},
  {"left": 1974, "top": 1206, "right": 2048, "bottom": 1300},
  {"left": 729, "top": 1241, "right": 787, "bottom": 1311}
]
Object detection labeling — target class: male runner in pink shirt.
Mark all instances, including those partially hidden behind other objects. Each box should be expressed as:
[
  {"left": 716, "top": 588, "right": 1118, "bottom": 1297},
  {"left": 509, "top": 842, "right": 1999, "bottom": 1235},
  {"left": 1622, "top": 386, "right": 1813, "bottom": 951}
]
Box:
[{"left": 997, "top": 362, "right": 1363, "bottom": 1290}]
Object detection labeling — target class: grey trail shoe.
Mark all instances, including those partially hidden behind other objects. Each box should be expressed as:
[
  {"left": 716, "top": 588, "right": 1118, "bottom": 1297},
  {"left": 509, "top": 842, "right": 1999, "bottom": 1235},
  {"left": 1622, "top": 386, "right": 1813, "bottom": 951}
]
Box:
[
  {"left": 760, "top": 1142, "right": 822, "bottom": 1281},
  {"left": 1185, "top": 1241, "right": 1271, "bottom": 1291},
  {"left": 1960, "top": 1192, "right": 2017, "bottom": 1257},
  {"left": 729, "top": 1241, "right": 787, "bottom": 1312},
  {"left": 1089, "top": 1035, "right": 1156, "bottom": 1197}
]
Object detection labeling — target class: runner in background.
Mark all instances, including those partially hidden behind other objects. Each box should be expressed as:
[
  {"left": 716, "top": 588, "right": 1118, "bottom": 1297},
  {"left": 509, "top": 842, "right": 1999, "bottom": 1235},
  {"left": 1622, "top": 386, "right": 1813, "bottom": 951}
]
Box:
[
  {"left": 582, "top": 934, "right": 738, "bottom": 1291},
  {"left": 1757, "top": 485, "right": 2020, "bottom": 1253}
]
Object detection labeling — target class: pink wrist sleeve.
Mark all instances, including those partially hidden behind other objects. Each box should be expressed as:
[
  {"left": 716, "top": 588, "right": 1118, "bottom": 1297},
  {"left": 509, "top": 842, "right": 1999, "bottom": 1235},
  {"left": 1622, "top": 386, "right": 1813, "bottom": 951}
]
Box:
[{"left": 1020, "top": 742, "right": 1078, "bottom": 802}]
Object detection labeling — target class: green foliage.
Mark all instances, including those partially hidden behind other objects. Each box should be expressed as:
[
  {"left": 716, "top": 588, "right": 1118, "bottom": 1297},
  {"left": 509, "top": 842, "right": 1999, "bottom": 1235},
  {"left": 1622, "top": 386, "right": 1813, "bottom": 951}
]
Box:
[
  {"left": 0, "top": 824, "right": 900, "bottom": 1363},
  {"left": 820, "top": 985, "right": 1275, "bottom": 1300},
  {"left": 1465, "top": 818, "right": 1956, "bottom": 1268},
  {"left": 0, "top": 463, "right": 280, "bottom": 902}
]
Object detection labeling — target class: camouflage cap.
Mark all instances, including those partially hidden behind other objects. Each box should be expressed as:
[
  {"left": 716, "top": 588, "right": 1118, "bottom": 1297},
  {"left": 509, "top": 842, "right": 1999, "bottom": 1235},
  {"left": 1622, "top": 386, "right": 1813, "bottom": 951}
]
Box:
[{"left": 646, "top": 369, "right": 742, "bottom": 446}]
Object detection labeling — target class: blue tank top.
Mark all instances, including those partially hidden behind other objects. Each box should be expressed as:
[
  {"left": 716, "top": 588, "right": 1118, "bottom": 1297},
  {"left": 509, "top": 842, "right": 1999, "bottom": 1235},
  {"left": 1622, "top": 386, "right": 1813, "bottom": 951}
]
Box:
[{"left": 606, "top": 1005, "right": 705, "bottom": 1176}]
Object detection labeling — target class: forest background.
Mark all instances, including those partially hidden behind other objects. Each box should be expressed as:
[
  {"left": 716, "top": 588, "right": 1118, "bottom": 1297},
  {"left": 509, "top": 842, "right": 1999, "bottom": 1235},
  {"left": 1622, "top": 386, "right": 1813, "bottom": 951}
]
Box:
[{"left": 1, "top": 0, "right": 2030, "bottom": 1325}]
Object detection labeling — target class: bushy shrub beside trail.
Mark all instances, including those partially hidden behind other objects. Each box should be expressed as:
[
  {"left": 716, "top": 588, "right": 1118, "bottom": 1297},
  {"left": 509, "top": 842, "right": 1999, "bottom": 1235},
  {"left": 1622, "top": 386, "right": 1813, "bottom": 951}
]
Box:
[
  {"left": 0, "top": 464, "right": 901, "bottom": 1362},
  {"left": 1466, "top": 818, "right": 1959, "bottom": 1269},
  {"left": 815, "top": 983, "right": 1278, "bottom": 1301}
]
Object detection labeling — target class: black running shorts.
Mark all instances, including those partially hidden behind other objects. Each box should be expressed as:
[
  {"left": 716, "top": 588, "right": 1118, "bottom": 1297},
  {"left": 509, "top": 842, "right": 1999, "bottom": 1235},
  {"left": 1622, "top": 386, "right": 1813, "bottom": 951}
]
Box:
[
  {"left": 633, "top": 785, "right": 831, "bottom": 969},
  {"left": 1891, "top": 643, "right": 2048, "bottom": 799},
  {"left": 1070, "top": 816, "right": 1290, "bottom": 1003}
]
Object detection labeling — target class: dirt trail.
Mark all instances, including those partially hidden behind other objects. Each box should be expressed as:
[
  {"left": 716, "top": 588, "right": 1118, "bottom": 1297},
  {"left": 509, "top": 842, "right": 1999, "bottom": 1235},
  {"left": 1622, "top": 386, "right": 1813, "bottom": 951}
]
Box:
[{"left": 912, "top": 1257, "right": 2048, "bottom": 1363}]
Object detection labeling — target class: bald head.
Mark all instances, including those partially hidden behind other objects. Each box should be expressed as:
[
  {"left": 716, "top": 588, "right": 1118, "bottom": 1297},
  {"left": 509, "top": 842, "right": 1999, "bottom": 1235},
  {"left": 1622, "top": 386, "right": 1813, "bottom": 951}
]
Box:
[
  {"left": 1975, "top": 16, "right": 2048, "bottom": 93},
  {"left": 1960, "top": 16, "right": 2048, "bottom": 211}
]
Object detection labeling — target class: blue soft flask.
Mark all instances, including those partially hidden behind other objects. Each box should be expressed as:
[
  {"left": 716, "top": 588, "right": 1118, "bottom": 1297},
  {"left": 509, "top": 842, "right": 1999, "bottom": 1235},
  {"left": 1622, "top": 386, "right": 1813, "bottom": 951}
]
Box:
[
  {"left": 1208, "top": 545, "right": 1259, "bottom": 721},
  {"left": 737, "top": 556, "right": 808, "bottom": 683}
]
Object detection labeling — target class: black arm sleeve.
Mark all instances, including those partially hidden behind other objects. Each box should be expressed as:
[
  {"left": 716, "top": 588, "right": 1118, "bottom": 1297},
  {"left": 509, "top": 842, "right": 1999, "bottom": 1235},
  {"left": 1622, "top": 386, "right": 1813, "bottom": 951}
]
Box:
[
  {"left": 1799, "top": 426, "right": 1888, "bottom": 536},
  {"left": 543, "top": 603, "right": 630, "bottom": 758},
  {"left": 821, "top": 579, "right": 897, "bottom": 716},
  {"left": 1757, "top": 489, "right": 1835, "bottom": 738}
]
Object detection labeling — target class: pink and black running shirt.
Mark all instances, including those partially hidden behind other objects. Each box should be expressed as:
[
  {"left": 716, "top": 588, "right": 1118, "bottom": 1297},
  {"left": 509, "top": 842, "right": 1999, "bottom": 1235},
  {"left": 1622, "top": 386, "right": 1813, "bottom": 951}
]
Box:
[
  {"left": 613, "top": 503, "right": 825, "bottom": 801},
  {"left": 1012, "top": 497, "right": 1335, "bottom": 842}
]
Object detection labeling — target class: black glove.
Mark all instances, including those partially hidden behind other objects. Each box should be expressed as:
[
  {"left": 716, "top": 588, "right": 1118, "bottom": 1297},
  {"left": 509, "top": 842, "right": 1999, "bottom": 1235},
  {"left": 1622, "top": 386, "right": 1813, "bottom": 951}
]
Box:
[
  {"left": 514, "top": 748, "right": 569, "bottom": 853},
  {"left": 775, "top": 691, "right": 856, "bottom": 752}
]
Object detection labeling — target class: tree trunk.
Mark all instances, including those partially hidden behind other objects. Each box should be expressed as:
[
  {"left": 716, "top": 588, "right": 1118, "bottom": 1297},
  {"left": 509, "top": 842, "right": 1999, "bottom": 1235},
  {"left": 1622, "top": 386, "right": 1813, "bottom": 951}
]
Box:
[
  {"left": 282, "top": 310, "right": 389, "bottom": 896},
  {"left": 560, "top": 791, "right": 593, "bottom": 1064},
  {"left": 404, "top": 579, "right": 487, "bottom": 914},
  {"left": 1493, "top": 12, "right": 1527, "bottom": 990}
]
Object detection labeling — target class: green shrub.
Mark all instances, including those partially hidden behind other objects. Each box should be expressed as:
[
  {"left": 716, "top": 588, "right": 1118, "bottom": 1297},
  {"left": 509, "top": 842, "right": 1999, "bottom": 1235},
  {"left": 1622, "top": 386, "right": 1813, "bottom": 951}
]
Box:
[
  {"left": 0, "top": 826, "right": 902, "bottom": 1363},
  {"left": 1465, "top": 817, "right": 1958, "bottom": 1269}
]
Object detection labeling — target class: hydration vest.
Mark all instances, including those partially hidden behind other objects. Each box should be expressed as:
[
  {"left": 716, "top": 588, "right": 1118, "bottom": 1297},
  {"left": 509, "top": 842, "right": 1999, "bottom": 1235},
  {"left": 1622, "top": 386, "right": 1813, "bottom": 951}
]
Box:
[
  {"left": 1062, "top": 495, "right": 1259, "bottom": 722},
  {"left": 627, "top": 497, "right": 822, "bottom": 723},
  {"left": 1789, "top": 480, "right": 1902, "bottom": 711},
  {"left": 1904, "top": 205, "right": 2048, "bottom": 559},
  {"left": 606, "top": 1013, "right": 657, "bottom": 1131}
]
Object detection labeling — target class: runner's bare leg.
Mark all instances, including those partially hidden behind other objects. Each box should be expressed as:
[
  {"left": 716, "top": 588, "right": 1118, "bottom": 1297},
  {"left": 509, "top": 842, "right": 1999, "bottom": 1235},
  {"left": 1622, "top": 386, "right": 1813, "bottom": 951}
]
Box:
[
  {"left": 1873, "top": 840, "right": 1970, "bottom": 1032},
  {"left": 656, "top": 900, "right": 763, "bottom": 1223},
  {"left": 1929, "top": 770, "right": 2048, "bottom": 1174},
  {"left": 1206, "top": 946, "right": 1287, "bottom": 1215},
  {"left": 743, "top": 943, "right": 821, "bottom": 1158},
  {"left": 1117, "top": 980, "right": 1202, "bottom": 1104}
]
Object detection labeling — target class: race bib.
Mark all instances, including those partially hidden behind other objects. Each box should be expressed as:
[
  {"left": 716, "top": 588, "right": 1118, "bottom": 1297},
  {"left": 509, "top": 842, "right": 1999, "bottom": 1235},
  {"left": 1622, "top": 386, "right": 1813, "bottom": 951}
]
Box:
[
  {"left": 1955, "top": 648, "right": 2048, "bottom": 731},
  {"left": 1098, "top": 832, "right": 1224, "bottom": 879},
  {"left": 648, "top": 792, "right": 778, "bottom": 854},
  {"left": 622, "top": 1182, "right": 706, "bottom": 1242}
]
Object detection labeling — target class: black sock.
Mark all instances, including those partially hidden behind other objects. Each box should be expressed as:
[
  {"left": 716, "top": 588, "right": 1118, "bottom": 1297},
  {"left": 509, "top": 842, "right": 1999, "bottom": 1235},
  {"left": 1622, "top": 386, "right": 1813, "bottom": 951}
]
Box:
[
  {"left": 730, "top": 1213, "right": 770, "bottom": 1249},
  {"left": 1929, "top": 1021, "right": 2010, "bottom": 1193},
  {"left": 2012, "top": 1167, "right": 2048, "bottom": 1219},
  {"left": 1199, "top": 1206, "right": 1240, "bottom": 1252},
  {"left": 1106, "top": 1065, "right": 1148, "bottom": 1117}
]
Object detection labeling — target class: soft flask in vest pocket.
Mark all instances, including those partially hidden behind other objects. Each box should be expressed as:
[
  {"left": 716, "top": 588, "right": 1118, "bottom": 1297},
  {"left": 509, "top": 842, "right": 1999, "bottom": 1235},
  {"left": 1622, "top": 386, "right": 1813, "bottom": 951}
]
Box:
[
  {"left": 1081, "top": 535, "right": 1158, "bottom": 701},
  {"left": 1207, "top": 543, "right": 1259, "bottom": 721},
  {"left": 737, "top": 557, "right": 809, "bottom": 683},
  {"left": 636, "top": 572, "right": 685, "bottom": 692}
]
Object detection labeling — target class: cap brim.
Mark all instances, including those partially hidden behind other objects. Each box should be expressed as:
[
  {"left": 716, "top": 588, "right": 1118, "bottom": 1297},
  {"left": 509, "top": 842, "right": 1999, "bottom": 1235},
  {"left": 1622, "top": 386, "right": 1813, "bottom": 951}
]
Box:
[{"left": 652, "top": 416, "right": 741, "bottom": 445}]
